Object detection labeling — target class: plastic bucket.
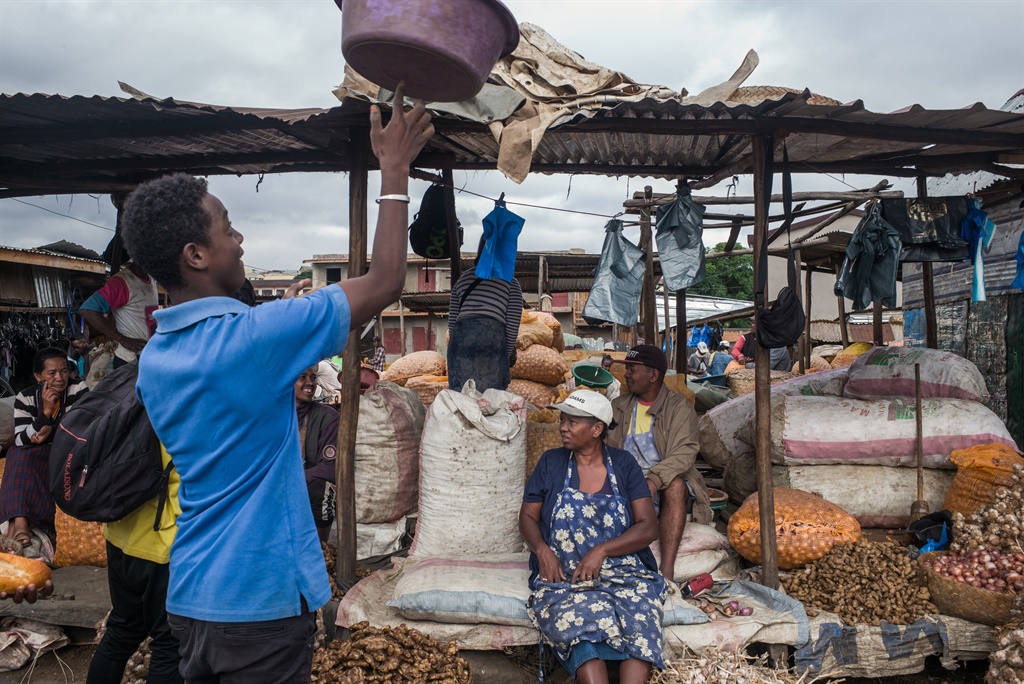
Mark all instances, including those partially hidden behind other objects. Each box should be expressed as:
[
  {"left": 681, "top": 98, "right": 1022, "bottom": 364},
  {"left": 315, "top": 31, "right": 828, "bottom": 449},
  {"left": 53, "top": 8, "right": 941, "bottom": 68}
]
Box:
[
  {"left": 338, "top": 0, "right": 520, "bottom": 103},
  {"left": 572, "top": 365, "right": 614, "bottom": 389}
]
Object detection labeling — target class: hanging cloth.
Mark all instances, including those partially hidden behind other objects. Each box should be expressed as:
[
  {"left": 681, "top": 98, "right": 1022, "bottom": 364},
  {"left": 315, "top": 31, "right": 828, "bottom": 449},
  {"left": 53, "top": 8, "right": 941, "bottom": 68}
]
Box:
[
  {"left": 655, "top": 186, "right": 706, "bottom": 291},
  {"left": 880, "top": 197, "right": 970, "bottom": 262},
  {"left": 582, "top": 220, "right": 646, "bottom": 327},
  {"left": 755, "top": 145, "right": 806, "bottom": 349},
  {"left": 1013, "top": 227, "right": 1024, "bottom": 291},
  {"left": 475, "top": 200, "right": 524, "bottom": 281},
  {"left": 834, "top": 202, "right": 903, "bottom": 311},
  {"left": 961, "top": 197, "right": 997, "bottom": 302}
]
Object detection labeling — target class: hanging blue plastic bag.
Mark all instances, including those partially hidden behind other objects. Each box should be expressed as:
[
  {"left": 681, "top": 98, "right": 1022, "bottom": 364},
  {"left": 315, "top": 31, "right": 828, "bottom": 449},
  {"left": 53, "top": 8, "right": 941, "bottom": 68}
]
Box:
[
  {"left": 655, "top": 186, "right": 707, "bottom": 291},
  {"left": 475, "top": 200, "right": 524, "bottom": 282},
  {"left": 582, "top": 219, "right": 646, "bottom": 327}
]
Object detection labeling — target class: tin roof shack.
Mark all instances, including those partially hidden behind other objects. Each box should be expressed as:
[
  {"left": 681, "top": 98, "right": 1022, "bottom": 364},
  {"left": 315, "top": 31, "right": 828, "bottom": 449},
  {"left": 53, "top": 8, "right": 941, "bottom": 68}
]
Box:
[
  {"left": 903, "top": 96, "right": 1024, "bottom": 446},
  {"left": 0, "top": 243, "right": 107, "bottom": 389}
]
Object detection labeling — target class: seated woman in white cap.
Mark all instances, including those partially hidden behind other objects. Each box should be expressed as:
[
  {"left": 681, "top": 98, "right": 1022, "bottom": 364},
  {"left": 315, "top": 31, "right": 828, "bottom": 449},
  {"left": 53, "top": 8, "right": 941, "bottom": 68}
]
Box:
[{"left": 520, "top": 390, "right": 666, "bottom": 684}]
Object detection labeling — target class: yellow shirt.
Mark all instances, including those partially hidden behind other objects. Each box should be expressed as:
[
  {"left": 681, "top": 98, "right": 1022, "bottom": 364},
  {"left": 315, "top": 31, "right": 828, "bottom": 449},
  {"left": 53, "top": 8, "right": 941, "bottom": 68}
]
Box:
[
  {"left": 631, "top": 400, "right": 654, "bottom": 434},
  {"left": 103, "top": 446, "right": 180, "bottom": 564}
]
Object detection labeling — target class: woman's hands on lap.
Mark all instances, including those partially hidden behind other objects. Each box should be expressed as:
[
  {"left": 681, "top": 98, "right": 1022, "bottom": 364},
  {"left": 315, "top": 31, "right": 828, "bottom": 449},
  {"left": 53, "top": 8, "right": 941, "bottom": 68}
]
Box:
[
  {"left": 538, "top": 547, "right": 566, "bottom": 583},
  {"left": 571, "top": 544, "right": 607, "bottom": 584}
]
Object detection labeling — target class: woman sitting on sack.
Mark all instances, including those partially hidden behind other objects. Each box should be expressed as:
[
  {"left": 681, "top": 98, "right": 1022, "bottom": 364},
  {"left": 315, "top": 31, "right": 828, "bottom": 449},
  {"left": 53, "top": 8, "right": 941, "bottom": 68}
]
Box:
[
  {"left": 1, "top": 347, "right": 88, "bottom": 557},
  {"left": 520, "top": 389, "right": 666, "bottom": 684}
]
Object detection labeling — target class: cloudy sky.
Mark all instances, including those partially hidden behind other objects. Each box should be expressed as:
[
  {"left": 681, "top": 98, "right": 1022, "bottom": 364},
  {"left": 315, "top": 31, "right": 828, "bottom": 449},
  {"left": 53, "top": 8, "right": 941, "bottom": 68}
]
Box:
[{"left": 1, "top": 0, "right": 1022, "bottom": 273}]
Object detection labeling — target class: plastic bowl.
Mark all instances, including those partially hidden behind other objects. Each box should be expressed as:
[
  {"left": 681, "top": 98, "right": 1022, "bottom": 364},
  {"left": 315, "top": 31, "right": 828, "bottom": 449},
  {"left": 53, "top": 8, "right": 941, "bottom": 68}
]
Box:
[
  {"left": 338, "top": 0, "right": 520, "bottom": 102},
  {"left": 572, "top": 365, "right": 615, "bottom": 389}
]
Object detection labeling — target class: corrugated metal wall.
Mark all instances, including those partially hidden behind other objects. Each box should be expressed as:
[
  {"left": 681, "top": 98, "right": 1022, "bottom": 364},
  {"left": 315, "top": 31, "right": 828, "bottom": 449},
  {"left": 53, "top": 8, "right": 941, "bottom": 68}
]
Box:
[{"left": 31, "top": 265, "right": 70, "bottom": 308}]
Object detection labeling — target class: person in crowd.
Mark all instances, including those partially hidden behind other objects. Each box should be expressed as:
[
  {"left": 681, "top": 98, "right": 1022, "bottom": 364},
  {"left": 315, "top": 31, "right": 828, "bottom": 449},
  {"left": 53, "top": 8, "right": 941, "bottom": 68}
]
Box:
[
  {"left": 601, "top": 355, "right": 614, "bottom": 372},
  {"left": 68, "top": 332, "right": 94, "bottom": 383},
  {"left": 0, "top": 348, "right": 88, "bottom": 556},
  {"left": 686, "top": 341, "right": 712, "bottom": 378},
  {"left": 79, "top": 247, "right": 159, "bottom": 370},
  {"left": 607, "top": 345, "right": 712, "bottom": 575},
  {"left": 370, "top": 335, "right": 387, "bottom": 373},
  {"left": 729, "top": 320, "right": 790, "bottom": 370},
  {"left": 708, "top": 341, "right": 732, "bottom": 376},
  {"left": 521, "top": 389, "right": 666, "bottom": 684},
  {"left": 294, "top": 366, "right": 339, "bottom": 544},
  {"left": 315, "top": 358, "right": 343, "bottom": 400},
  {"left": 120, "top": 87, "right": 432, "bottom": 682},
  {"left": 88, "top": 444, "right": 182, "bottom": 684},
  {"left": 446, "top": 238, "right": 523, "bottom": 392}
]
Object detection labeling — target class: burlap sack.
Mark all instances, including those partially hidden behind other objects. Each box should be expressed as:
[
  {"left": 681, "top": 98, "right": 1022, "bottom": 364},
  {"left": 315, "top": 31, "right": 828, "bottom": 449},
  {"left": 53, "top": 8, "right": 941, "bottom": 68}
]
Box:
[
  {"left": 516, "top": 311, "right": 554, "bottom": 350},
  {"left": 380, "top": 351, "right": 446, "bottom": 387},
  {"left": 511, "top": 344, "right": 568, "bottom": 386},
  {"left": 507, "top": 379, "right": 559, "bottom": 409},
  {"left": 405, "top": 375, "right": 448, "bottom": 407},
  {"left": 526, "top": 409, "right": 562, "bottom": 478}
]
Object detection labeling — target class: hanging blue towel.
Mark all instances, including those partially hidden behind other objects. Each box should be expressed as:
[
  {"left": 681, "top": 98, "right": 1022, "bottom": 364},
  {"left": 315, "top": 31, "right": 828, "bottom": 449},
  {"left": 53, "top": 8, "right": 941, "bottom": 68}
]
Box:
[
  {"left": 961, "top": 197, "right": 996, "bottom": 302},
  {"left": 1013, "top": 229, "right": 1024, "bottom": 291},
  {"left": 475, "top": 201, "right": 524, "bottom": 282}
]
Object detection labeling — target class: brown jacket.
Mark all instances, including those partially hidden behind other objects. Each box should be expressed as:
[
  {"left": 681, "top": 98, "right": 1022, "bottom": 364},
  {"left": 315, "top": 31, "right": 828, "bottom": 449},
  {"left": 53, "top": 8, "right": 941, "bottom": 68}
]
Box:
[{"left": 607, "top": 384, "right": 712, "bottom": 524}]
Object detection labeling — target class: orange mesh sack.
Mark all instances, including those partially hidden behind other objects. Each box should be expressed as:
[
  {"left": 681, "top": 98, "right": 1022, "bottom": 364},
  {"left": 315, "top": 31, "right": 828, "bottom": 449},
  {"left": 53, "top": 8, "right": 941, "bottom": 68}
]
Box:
[
  {"left": 508, "top": 379, "right": 559, "bottom": 409},
  {"left": 511, "top": 345, "right": 569, "bottom": 386},
  {"left": 380, "top": 351, "right": 446, "bottom": 386},
  {"left": 526, "top": 409, "right": 563, "bottom": 478},
  {"left": 405, "top": 375, "right": 448, "bottom": 407},
  {"left": 942, "top": 443, "right": 1024, "bottom": 517},
  {"left": 53, "top": 509, "right": 107, "bottom": 567},
  {"left": 535, "top": 312, "right": 564, "bottom": 352},
  {"left": 724, "top": 360, "right": 745, "bottom": 375},
  {"left": 727, "top": 487, "right": 862, "bottom": 569}
]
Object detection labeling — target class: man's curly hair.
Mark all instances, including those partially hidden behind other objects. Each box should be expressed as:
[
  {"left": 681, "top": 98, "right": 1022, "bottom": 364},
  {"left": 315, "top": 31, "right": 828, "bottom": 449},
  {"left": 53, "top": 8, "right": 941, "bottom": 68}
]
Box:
[{"left": 121, "top": 174, "right": 211, "bottom": 290}]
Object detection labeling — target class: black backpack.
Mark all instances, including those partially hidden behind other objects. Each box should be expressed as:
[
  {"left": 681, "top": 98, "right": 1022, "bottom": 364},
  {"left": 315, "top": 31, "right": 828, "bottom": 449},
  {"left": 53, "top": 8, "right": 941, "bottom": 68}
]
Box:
[
  {"left": 49, "top": 361, "right": 173, "bottom": 529},
  {"left": 409, "top": 184, "right": 461, "bottom": 259}
]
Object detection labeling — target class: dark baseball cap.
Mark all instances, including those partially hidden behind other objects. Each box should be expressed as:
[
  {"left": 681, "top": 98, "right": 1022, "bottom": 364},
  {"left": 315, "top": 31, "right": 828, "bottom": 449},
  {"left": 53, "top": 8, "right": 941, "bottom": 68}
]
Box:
[{"left": 614, "top": 344, "right": 667, "bottom": 374}]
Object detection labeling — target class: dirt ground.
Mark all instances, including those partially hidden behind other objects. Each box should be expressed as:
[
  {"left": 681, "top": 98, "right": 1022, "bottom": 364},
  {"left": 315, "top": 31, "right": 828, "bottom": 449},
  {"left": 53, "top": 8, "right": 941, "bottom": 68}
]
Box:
[{"left": 0, "top": 646, "right": 993, "bottom": 684}]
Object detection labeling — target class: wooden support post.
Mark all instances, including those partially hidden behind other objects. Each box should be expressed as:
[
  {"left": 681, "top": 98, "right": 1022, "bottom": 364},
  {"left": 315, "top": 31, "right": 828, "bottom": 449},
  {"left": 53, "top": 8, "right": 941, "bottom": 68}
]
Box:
[
  {"left": 110, "top": 194, "right": 125, "bottom": 274},
  {"left": 662, "top": 281, "right": 672, "bottom": 361},
  {"left": 537, "top": 255, "right": 546, "bottom": 303},
  {"left": 917, "top": 176, "right": 939, "bottom": 349},
  {"left": 804, "top": 258, "right": 813, "bottom": 371},
  {"left": 873, "top": 300, "right": 884, "bottom": 347},
  {"left": 442, "top": 169, "right": 461, "bottom": 285},
  {"left": 612, "top": 322, "right": 619, "bottom": 349},
  {"left": 427, "top": 310, "right": 435, "bottom": 351},
  {"left": 639, "top": 186, "right": 657, "bottom": 346},
  {"left": 398, "top": 299, "right": 406, "bottom": 356},
  {"left": 675, "top": 290, "right": 687, "bottom": 373},
  {"left": 793, "top": 249, "right": 804, "bottom": 373},
  {"left": 835, "top": 264, "right": 851, "bottom": 348},
  {"left": 752, "top": 135, "right": 779, "bottom": 591},
  {"left": 335, "top": 127, "right": 370, "bottom": 590}
]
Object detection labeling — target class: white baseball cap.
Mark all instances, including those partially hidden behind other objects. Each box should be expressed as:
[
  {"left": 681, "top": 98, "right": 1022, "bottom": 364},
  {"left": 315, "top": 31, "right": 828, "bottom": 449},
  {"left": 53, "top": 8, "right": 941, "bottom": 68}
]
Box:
[
  {"left": 697, "top": 342, "right": 709, "bottom": 354},
  {"left": 548, "top": 389, "right": 614, "bottom": 425}
]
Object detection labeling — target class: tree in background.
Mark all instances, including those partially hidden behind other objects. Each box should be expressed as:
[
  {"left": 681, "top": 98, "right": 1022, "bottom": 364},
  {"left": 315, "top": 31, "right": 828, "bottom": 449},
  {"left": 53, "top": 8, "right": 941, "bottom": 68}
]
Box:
[
  {"left": 686, "top": 242, "right": 754, "bottom": 329},
  {"left": 294, "top": 267, "right": 313, "bottom": 281}
]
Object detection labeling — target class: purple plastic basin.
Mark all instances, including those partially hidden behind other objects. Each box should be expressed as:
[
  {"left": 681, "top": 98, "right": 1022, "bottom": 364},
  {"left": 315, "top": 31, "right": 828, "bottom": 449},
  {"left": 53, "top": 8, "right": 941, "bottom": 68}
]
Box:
[{"left": 337, "top": 0, "right": 519, "bottom": 103}]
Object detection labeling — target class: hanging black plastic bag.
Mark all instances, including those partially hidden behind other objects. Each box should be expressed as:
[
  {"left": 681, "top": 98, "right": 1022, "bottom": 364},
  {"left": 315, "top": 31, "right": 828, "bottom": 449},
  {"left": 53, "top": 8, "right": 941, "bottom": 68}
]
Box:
[
  {"left": 881, "top": 197, "right": 969, "bottom": 262},
  {"left": 409, "top": 185, "right": 461, "bottom": 259},
  {"left": 755, "top": 145, "right": 805, "bottom": 349},
  {"left": 583, "top": 219, "right": 646, "bottom": 327},
  {"left": 655, "top": 186, "right": 706, "bottom": 291}
]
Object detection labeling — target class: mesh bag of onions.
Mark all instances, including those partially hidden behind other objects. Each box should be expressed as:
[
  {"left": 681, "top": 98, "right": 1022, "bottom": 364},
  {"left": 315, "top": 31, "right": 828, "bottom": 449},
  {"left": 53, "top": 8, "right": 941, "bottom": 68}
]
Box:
[{"left": 727, "top": 488, "right": 862, "bottom": 569}]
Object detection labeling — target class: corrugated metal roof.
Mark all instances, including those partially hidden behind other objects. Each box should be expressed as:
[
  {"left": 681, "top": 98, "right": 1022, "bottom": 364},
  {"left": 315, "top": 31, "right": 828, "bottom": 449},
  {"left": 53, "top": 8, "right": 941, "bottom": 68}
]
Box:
[{"left": 3, "top": 87, "right": 1024, "bottom": 197}]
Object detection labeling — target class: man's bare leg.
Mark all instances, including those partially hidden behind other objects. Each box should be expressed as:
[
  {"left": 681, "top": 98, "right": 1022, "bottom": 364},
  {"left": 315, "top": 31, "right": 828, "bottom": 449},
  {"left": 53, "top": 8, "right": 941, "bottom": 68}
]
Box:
[{"left": 658, "top": 477, "right": 689, "bottom": 580}]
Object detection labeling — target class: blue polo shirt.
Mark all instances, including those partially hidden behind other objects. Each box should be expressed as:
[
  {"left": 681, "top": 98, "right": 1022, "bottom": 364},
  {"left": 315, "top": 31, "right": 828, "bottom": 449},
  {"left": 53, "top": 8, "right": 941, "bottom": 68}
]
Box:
[{"left": 136, "top": 287, "right": 350, "bottom": 622}]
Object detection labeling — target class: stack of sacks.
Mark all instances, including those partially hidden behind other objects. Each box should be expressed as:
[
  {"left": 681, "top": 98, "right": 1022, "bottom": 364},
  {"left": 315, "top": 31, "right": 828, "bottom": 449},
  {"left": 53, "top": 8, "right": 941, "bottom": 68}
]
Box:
[
  {"left": 790, "top": 355, "right": 832, "bottom": 375},
  {"left": 354, "top": 381, "right": 426, "bottom": 559},
  {"left": 709, "top": 347, "right": 1018, "bottom": 528},
  {"left": 380, "top": 351, "right": 447, "bottom": 407},
  {"left": 829, "top": 342, "right": 872, "bottom": 368},
  {"left": 507, "top": 311, "right": 569, "bottom": 408}
]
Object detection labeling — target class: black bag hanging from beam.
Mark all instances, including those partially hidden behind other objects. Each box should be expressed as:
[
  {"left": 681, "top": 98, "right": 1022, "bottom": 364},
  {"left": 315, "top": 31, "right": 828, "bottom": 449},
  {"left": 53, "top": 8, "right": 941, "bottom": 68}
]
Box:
[
  {"left": 755, "top": 145, "right": 806, "bottom": 350},
  {"left": 409, "top": 184, "right": 462, "bottom": 259}
]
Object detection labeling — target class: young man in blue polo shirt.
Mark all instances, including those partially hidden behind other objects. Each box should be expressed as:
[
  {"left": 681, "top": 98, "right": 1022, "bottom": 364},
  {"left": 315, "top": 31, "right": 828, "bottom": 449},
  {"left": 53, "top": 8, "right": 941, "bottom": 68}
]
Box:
[{"left": 119, "top": 87, "right": 433, "bottom": 683}]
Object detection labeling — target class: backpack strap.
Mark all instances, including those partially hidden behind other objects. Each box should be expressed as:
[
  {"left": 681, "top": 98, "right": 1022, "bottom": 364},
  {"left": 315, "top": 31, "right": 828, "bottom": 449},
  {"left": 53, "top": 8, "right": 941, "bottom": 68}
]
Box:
[
  {"left": 152, "top": 460, "right": 175, "bottom": 532},
  {"left": 457, "top": 277, "right": 485, "bottom": 310}
]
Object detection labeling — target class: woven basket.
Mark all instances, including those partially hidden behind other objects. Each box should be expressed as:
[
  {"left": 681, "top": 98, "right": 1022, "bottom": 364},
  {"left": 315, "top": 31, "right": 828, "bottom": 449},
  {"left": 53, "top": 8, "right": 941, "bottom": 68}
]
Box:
[
  {"left": 918, "top": 551, "right": 1016, "bottom": 626},
  {"left": 726, "top": 369, "right": 794, "bottom": 397}
]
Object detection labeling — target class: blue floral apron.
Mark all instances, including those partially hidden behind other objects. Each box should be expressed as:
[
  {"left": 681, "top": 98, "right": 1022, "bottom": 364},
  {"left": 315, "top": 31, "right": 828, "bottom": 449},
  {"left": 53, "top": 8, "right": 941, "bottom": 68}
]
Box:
[{"left": 527, "top": 449, "right": 666, "bottom": 675}]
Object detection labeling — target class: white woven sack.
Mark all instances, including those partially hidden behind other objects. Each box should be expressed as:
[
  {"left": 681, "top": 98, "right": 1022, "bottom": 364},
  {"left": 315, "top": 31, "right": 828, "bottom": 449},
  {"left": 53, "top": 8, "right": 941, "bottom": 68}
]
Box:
[
  {"left": 741, "top": 395, "right": 1018, "bottom": 468},
  {"left": 699, "top": 367, "right": 849, "bottom": 469},
  {"left": 411, "top": 381, "right": 527, "bottom": 556},
  {"left": 844, "top": 346, "right": 990, "bottom": 403},
  {"left": 355, "top": 382, "right": 426, "bottom": 523}
]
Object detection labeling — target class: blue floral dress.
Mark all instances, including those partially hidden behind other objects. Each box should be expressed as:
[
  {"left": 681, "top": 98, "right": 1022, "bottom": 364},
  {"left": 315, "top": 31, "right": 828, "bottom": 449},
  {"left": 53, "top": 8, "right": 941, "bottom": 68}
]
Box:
[{"left": 527, "top": 450, "right": 667, "bottom": 676}]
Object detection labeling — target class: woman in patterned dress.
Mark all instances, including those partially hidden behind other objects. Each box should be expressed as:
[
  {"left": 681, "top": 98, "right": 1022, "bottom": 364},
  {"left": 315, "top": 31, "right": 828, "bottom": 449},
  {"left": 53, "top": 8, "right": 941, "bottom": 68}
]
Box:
[{"left": 520, "top": 389, "right": 667, "bottom": 683}]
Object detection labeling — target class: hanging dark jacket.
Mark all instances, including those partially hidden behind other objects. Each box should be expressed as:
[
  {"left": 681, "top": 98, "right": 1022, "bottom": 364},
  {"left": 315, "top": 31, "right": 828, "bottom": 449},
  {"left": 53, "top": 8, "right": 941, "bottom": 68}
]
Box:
[{"left": 835, "top": 205, "right": 902, "bottom": 312}]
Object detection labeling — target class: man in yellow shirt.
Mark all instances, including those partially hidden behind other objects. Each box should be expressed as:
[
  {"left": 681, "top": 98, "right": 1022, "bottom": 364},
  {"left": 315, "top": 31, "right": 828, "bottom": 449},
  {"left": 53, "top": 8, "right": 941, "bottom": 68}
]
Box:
[{"left": 87, "top": 446, "right": 181, "bottom": 684}]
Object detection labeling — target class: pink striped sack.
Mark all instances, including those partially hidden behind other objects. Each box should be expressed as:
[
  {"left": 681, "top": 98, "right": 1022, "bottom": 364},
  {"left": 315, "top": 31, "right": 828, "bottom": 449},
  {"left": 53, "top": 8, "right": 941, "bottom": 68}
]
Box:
[
  {"left": 844, "top": 347, "right": 989, "bottom": 403},
  {"left": 742, "top": 395, "right": 1017, "bottom": 467}
]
